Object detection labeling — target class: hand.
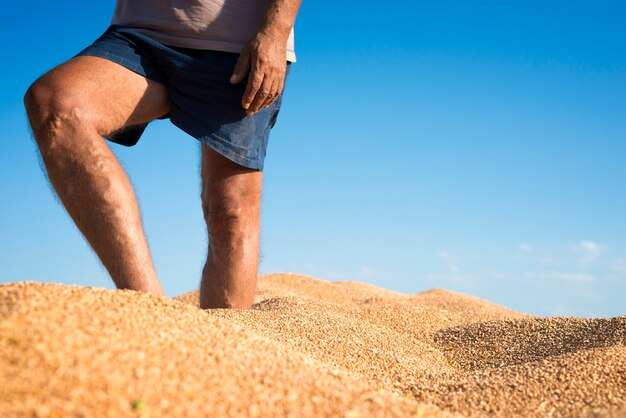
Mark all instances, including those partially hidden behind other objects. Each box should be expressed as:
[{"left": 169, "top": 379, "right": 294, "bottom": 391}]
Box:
[{"left": 230, "top": 31, "right": 288, "bottom": 116}]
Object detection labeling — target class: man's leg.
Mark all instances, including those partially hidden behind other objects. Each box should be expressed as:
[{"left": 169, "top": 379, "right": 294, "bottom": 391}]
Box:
[
  {"left": 199, "top": 144, "right": 263, "bottom": 309},
  {"left": 23, "top": 55, "right": 172, "bottom": 296}
]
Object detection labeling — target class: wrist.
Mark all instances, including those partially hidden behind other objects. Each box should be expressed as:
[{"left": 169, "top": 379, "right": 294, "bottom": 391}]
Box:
[{"left": 258, "top": 21, "right": 292, "bottom": 43}]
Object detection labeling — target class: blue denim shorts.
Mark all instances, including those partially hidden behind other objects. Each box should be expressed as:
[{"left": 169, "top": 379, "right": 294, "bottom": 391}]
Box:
[{"left": 72, "top": 24, "right": 292, "bottom": 170}]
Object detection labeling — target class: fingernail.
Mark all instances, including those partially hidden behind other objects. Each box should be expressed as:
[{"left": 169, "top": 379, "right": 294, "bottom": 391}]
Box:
[{"left": 230, "top": 74, "right": 237, "bottom": 82}]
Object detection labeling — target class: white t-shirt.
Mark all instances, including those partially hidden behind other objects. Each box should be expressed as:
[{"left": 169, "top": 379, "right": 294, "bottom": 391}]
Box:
[{"left": 111, "top": 0, "right": 296, "bottom": 62}]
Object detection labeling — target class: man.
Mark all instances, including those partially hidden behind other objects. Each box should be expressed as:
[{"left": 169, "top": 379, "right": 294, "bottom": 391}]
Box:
[{"left": 22, "top": 0, "right": 301, "bottom": 309}]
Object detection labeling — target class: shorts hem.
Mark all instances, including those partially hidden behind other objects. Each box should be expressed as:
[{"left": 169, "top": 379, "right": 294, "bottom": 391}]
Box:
[{"left": 170, "top": 111, "right": 265, "bottom": 171}]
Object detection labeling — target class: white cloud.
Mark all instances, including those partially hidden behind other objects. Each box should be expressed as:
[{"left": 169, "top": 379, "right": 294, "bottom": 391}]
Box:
[
  {"left": 537, "top": 256, "right": 559, "bottom": 266},
  {"left": 358, "top": 265, "right": 378, "bottom": 277},
  {"left": 438, "top": 251, "right": 460, "bottom": 273},
  {"left": 524, "top": 271, "right": 595, "bottom": 283},
  {"left": 610, "top": 258, "right": 626, "bottom": 275},
  {"left": 518, "top": 243, "right": 533, "bottom": 252},
  {"left": 578, "top": 240, "right": 601, "bottom": 253},
  {"left": 570, "top": 240, "right": 604, "bottom": 266}
]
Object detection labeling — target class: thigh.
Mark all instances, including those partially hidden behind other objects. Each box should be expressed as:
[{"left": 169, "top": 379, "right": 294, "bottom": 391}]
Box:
[
  {"left": 26, "top": 54, "right": 171, "bottom": 138},
  {"left": 200, "top": 143, "right": 263, "bottom": 217}
]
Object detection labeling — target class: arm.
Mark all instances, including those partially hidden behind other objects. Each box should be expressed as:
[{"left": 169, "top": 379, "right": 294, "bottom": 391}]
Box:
[{"left": 229, "top": 0, "right": 302, "bottom": 116}]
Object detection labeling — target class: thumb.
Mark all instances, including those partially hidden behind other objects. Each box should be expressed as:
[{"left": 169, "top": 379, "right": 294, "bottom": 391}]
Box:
[{"left": 230, "top": 48, "right": 251, "bottom": 84}]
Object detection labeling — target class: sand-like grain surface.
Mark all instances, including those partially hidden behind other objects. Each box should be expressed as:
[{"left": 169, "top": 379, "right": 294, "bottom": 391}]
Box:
[{"left": 1, "top": 273, "right": 624, "bottom": 417}]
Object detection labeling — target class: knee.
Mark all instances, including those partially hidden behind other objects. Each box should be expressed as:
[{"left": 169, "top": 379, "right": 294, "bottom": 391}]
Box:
[
  {"left": 203, "top": 188, "right": 259, "bottom": 242},
  {"left": 23, "top": 78, "right": 92, "bottom": 153},
  {"left": 204, "top": 200, "right": 249, "bottom": 241}
]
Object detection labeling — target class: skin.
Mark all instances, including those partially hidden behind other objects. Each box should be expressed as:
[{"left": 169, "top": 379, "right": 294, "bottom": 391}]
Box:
[
  {"left": 23, "top": 55, "right": 170, "bottom": 298},
  {"left": 22, "top": 0, "right": 301, "bottom": 310},
  {"left": 231, "top": 0, "right": 303, "bottom": 116}
]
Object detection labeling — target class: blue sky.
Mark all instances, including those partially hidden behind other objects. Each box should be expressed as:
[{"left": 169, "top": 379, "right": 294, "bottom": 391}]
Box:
[{"left": 1, "top": 1, "right": 625, "bottom": 317}]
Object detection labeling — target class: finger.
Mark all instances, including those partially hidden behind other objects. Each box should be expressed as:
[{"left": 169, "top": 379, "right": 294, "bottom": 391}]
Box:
[
  {"left": 242, "top": 64, "right": 264, "bottom": 111},
  {"left": 276, "top": 76, "right": 285, "bottom": 97},
  {"left": 265, "top": 78, "right": 284, "bottom": 111},
  {"left": 246, "top": 75, "right": 273, "bottom": 115},
  {"left": 259, "top": 64, "right": 286, "bottom": 111},
  {"left": 259, "top": 76, "right": 279, "bottom": 110},
  {"left": 276, "top": 62, "right": 287, "bottom": 95},
  {"left": 230, "top": 48, "right": 251, "bottom": 84}
]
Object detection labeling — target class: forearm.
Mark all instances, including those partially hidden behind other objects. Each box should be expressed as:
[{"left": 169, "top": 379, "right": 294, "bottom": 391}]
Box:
[{"left": 258, "top": 0, "right": 302, "bottom": 41}]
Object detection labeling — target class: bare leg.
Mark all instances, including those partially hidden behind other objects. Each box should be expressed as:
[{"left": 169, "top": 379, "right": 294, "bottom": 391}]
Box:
[
  {"left": 199, "top": 144, "right": 263, "bottom": 309},
  {"left": 23, "top": 56, "right": 172, "bottom": 296}
]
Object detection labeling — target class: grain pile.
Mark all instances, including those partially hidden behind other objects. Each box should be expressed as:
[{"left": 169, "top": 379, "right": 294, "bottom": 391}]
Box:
[{"left": 1, "top": 273, "right": 624, "bottom": 417}]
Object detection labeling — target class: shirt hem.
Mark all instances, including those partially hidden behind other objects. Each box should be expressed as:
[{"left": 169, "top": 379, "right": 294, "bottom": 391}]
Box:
[{"left": 122, "top": 26, "right": 297, "bottom": 63}]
